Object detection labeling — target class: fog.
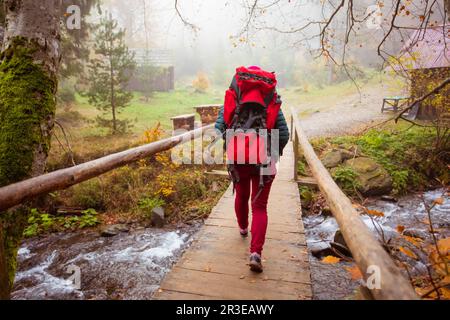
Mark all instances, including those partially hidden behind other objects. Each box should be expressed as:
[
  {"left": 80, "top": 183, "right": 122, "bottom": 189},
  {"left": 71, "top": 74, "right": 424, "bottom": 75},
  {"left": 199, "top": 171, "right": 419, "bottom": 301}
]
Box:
[{"left": 96, "top": 0, "right": 448, "bottom": 87}]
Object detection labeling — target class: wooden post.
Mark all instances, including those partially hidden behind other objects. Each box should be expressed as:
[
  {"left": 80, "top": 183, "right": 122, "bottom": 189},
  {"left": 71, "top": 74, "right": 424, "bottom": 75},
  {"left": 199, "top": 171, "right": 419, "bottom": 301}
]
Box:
[
  {"left": 0, "top": 124, "right": 214, "bottom": 212},
  {"left": 290, "top": 107, "right": 417, "bottom": 300},
  {"left": 293, "top": 122, "right": 299, "bottom": 181}
]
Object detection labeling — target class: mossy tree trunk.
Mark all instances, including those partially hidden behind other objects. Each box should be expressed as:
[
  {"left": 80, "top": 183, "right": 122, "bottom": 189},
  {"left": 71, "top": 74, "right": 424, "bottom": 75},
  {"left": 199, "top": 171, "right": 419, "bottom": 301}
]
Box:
[{"left": 0, "top": 0, "right": 62, "bottom": 299}]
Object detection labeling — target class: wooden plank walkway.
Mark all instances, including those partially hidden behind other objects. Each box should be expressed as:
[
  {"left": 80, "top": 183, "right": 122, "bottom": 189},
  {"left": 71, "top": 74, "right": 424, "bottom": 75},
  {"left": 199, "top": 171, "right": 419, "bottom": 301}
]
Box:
[{"left": 154, "top": 142, "right": 312, "bottom": 300}]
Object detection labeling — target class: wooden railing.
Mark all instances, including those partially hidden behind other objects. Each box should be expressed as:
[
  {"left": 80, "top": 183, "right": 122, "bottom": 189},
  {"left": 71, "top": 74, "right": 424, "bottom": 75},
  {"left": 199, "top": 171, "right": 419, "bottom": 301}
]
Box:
[
  {"left": 290, "top": 107, "right": 417, "bottom": 300},
  {"left": 0, "top": 124, "right": 214, "bottom": 212}
]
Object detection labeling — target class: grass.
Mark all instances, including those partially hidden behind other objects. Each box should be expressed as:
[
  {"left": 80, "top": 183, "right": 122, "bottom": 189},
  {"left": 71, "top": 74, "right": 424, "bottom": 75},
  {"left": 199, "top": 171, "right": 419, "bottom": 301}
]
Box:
[
  {"left": 329, "top": 121, "right": 448, "bottom": 194},
  {"left": 70, "top": 88, "right": 223, "bottom": 134}
]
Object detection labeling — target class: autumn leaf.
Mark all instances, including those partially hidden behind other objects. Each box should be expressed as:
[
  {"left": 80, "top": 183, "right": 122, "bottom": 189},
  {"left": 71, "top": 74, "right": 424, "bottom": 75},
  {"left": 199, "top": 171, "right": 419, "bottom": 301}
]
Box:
[
  {"left": 366, "top": 209, "right": 384, "bottom": 217},
  {"left": 396, "top": 225, "right": 405, "bottom": 233},
  {"left": 441, "top": 275, "right": 450, "bottom": 285},
  {"left": 433, "top": 198, "right": 444, "bottom": 205},
  {"left": 440, "top": 287, "right": 450, "bottom": 300},
  {"left": 399, "top": 246, "right": 418, "bottom": 259},
  {"left": 321, "top": 256, "right": 341, "bottom": 264},
  {"left": 402, "top": 235, "right": 423, "bottom": 247},
  {"left": 345, "top": 265, "right": 363, "bottom": 280},
  {"left": 437, "top": 238, "right": 450, "bottom": 253}
]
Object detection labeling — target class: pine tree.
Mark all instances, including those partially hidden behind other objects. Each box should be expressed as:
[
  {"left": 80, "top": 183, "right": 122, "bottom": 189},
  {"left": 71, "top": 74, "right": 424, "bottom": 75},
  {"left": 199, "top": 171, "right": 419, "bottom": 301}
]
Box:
[{"left": 86, "top": 14, "right": 136, "bottom": 134}]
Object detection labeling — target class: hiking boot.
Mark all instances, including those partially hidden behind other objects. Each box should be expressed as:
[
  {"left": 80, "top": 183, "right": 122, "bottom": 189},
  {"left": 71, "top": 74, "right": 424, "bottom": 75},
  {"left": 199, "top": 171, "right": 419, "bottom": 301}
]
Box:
[
  {"left": 240, "top": 228, "right": 248, "bottom": 238},
  {"left": 249, "top": 253, "right": 263, "bottom": 273}
]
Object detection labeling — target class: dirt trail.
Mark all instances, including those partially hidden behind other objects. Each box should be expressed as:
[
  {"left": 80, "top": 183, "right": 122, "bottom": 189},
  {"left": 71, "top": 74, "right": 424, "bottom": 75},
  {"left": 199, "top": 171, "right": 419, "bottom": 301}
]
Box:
[{"left": 290, "top": 84, "right": 390, "bottom": 138}]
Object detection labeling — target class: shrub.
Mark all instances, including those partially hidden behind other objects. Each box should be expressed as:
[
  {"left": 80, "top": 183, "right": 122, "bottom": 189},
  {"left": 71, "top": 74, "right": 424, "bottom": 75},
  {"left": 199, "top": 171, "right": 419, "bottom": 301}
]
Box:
[
  {"left": 331, "top": 166, "right": 360, "bottom": 194},
  {"left": 137, "top": 197, "right": 165, "bottom": 219},
  {"left": 23, "top": 208, "right": 99, "bottom": 238},
  {"left": 192, "top": 72, "right": 210, "bottom": 93},
  {"left": 72, "top": 179, "right": 105, "bottom": 210}
]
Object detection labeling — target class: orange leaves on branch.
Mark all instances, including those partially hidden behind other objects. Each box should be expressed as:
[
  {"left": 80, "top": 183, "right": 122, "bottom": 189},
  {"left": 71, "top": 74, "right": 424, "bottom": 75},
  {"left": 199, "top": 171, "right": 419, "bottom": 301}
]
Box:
[
  {"left": 143, "top": 122, "right": 163, "bottom": 144},
  {"left": 433, "top": 198, "right": 444, "bottom": 205},
  {"left": 321, "top": 256, "right": 341, "bottom": 264},
  {"left": 402, "top": 235, "right": 423, "bottom": 247},
  {"left": 396, "top": 225, "right": 405, "bottom": 233},
  {"left": 399, "top": 246, "right": 418, "bottom": 260}
]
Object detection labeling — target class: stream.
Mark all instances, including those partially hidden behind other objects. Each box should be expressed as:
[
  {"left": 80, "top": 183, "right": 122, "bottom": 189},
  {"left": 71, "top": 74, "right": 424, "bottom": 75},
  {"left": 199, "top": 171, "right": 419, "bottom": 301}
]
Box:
[
  {"left": 12, "top": 222, "right": 201, "bottom": 300},
  {"left": 304, "top": 188, "right": 449, "bottom": 300},
  {"left": 11, "top": 189, "right": 449, "bottom": 300}
]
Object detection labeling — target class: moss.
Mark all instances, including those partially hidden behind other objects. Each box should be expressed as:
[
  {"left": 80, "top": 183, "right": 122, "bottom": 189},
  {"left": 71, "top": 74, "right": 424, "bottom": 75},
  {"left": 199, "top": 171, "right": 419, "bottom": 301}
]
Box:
[{"left": 0, "top": 37, "right": 57, "bottom": 290}]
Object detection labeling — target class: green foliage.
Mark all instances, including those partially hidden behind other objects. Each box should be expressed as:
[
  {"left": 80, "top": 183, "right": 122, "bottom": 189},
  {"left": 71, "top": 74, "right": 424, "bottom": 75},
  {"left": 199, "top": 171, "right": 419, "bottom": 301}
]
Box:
[
  {"left": 297, "top": 160, "right": 307, "bottom": 176},
  {"left": 331, "top": 166, "right": 360, "bottom": 193},
  {"left": 299, "top": 186, "right": 314, "bottom": 208},
  {"left": 84, "top": 14, "right": 136, "bottom": 134},
  {"left": 137, "top": 197, "right": 165, "bottom": 219},
  {"left": 23, "top": 208, "right": 99, "bottom": 238}
]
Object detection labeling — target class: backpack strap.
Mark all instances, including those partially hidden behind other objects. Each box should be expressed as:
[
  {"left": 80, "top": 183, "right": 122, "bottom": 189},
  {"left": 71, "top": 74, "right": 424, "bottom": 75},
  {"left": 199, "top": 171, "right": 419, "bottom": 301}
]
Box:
[
  {"left": 264, "top": 89, "right": 275, "bottom": 108},
  {"left": 230, "top": 76, "right": 241, "bottom": 103}
]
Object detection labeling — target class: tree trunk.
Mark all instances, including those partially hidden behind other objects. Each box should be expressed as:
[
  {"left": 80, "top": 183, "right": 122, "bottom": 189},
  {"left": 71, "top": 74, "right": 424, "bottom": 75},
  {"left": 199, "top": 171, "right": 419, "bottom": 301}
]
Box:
[
  {"left": 0, "top": 0, "right": 62, "bottom": 299},
  {"left": 110, "top": 38, "right": 117, "bottom": 134},
  {"left": 110, "top": 57, "right": 117, "bottom": 134}
]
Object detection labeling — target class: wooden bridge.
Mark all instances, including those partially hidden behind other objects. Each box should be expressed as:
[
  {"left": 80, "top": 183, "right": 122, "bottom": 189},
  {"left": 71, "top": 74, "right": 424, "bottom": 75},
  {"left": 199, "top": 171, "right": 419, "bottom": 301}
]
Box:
[
  {"left": 0, "top": 108, "right": 418, "bottom": 300},
  {"left": 154, "top": 141, "right": 311, "bottom": 300}
]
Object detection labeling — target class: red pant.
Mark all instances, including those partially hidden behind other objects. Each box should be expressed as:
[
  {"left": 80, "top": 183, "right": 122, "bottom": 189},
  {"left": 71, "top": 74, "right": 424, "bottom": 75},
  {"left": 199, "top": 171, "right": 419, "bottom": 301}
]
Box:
[{"left": 234, "top": 165, "right": 274, "bottom": 255}]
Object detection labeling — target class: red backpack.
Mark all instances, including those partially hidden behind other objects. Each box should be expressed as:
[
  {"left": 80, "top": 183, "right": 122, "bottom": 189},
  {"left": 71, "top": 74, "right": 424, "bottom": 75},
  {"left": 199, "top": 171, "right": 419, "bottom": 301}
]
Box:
[{"left": 223, "top": 66, "right": 282, "bottom": 166}]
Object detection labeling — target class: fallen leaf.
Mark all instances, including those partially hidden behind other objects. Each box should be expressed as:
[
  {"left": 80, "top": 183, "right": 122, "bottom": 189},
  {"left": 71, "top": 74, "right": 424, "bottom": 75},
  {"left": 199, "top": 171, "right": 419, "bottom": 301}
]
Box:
[
  {"left": 345, "top": 265, "right": 363, "bottom": 280},
  {"left": 440, "top": 287, "right": 450, "bottom": 299},
  {"left": 437, "top": 238, "right": 450, "bottom": 253},
  {"left": 366, "top": 209, "right": 384, "bottom": 217},
  {"left": 441, "top": 275, "right": 450, "bottom": 285},
  {"left": 399, "top": 246, "right": 418, "bottom": 259},
  {"left": 239, "top": 275, "right": 245, "bottom": 280},
  {"left": 204, "top": 266, "right": 212, "bottom": 272},
  {"left": 396, "top": 225, "right": 405, "bottom": 233},
  {"left": 321, "top": 256, "right": 341, "bottom": 264}
]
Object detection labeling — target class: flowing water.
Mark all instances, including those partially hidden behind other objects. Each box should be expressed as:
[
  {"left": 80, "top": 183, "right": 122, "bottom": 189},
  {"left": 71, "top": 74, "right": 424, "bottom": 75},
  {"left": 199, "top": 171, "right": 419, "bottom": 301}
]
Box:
[
  {"left": 304, "top": 188, "right": 449, "bottom": 300},
  {"left": 12, "top": 223, "right": 201, "bottom": 300},
  {"left": 11, "top": 189, "right": 449, "bottom": 300}
]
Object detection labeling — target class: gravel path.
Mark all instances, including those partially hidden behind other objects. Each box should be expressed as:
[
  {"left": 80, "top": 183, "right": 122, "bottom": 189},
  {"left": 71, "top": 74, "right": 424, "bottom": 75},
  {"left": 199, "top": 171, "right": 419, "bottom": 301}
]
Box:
[{"left": 291, "top": 85, "right": 390, "bottom": 138}]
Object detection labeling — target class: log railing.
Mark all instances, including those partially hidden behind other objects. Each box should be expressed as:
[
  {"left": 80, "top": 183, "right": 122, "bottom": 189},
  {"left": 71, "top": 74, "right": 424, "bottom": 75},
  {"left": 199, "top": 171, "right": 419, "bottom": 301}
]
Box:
[
  {"left": 0, "top": 124, "right": 214, "bottom": 212},
  {"left": 290, "top": 107, "right": 417, "bottom": 300}
]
